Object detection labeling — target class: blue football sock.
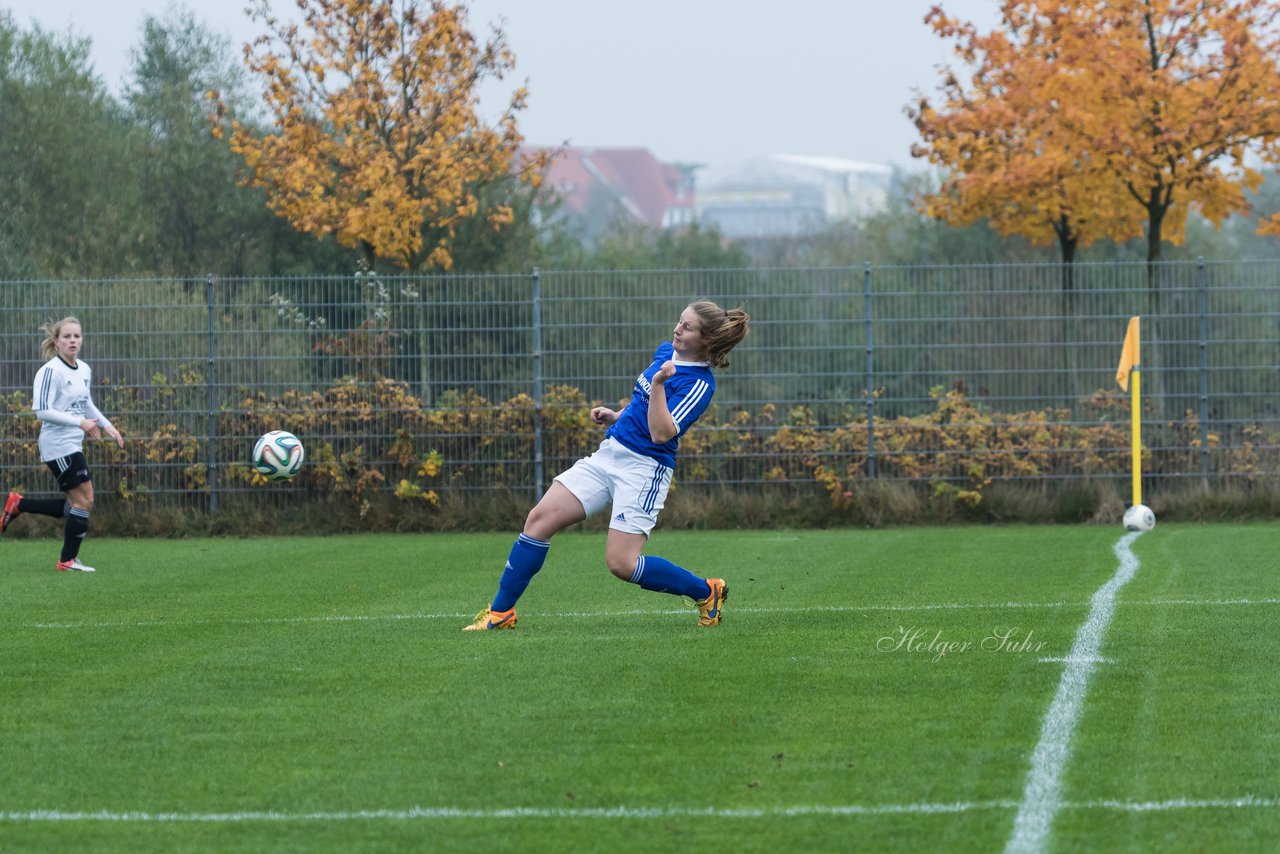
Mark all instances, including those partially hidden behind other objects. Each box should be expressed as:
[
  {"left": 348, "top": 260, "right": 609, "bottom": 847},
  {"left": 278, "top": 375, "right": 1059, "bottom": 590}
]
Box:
[
  {"left": 491, "top": 533, "right": 550, "bottom": 612},
  {"left": 628, "top": 556, "right": 711, "bottom": 600}
]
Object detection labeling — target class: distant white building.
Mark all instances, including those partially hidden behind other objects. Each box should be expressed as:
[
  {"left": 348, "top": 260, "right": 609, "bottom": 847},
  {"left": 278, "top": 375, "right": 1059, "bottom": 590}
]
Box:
[{"left": 695, "top": 154, "right": 892, "bottom": 238}]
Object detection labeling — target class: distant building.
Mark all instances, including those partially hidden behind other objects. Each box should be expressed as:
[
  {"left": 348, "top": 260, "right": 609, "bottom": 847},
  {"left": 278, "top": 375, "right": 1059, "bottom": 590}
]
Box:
[
  {"left": 694, "top": 155, "right": 893, "bottom": 238},
  {"left": 530, "top": 146, "right": 696, "bottom": 236},
  {"left": 528, "top": 147, "right": 892, "bottom": 240}
]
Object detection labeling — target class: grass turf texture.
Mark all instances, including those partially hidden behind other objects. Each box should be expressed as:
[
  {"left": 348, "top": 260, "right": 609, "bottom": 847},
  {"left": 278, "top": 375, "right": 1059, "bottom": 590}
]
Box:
[{"left": 1, "top": 526, "right": 1277, "bottom": 852}]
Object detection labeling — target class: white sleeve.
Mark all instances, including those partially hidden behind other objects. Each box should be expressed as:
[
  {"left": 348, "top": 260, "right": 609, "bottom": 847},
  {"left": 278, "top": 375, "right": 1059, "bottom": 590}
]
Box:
[
  {"left": 36, "top": 408, "right": 84, "bottom": 428},
  {"left": 84, "top": 398, "right": 112, "bottom": 428},
  {"left": 32, "top": 366, "right": 53, "bottom": 411}
]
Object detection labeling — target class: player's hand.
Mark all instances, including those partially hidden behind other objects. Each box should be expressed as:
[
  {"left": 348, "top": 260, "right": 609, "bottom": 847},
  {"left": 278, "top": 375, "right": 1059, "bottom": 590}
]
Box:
[
  {"left": 653, "top": 361, "right": 676, "bottom": 384},
  {"left": 104, "top": 425, "right": 124, "bottom": 449},
  {"left": 590, "top": 406, "right": 618, "bottom": 425},
  {"left": 80, "top": 419, "right": 101, "bottom": 440}
]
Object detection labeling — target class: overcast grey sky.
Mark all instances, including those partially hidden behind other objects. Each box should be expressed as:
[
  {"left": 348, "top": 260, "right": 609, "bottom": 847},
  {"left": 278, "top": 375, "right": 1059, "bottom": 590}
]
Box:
[{"left": 2, "top": 0, "right": 1000, "bottom": 168}]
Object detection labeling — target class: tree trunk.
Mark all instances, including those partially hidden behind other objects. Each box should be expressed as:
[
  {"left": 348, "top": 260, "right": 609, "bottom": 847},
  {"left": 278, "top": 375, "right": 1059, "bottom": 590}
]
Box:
[
  {"left": 1144, "top": 201, "right": 1167, "bottom": 417},
  {"left": 359, "top": 239, "right": 377, "bottom": 271},
  {"left": 1145, "top": 201, "right": 1165, "bottom": 288},
  {"left": 1056, "top": 218, "right": 1079, "bottom": 399}
]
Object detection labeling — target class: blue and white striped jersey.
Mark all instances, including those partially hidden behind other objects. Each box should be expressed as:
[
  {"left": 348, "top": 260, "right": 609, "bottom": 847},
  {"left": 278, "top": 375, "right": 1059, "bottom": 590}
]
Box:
[{"left": 606, "top": 342, "right": 715, "bottom": 469}]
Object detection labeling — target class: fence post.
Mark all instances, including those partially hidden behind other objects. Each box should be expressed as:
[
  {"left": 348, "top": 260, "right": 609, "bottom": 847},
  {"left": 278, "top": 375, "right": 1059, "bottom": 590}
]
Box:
[
  {"left": 864, "top": 262, "right": 876, "bottom": 480},
  {"left": 1197, "top": 257, "right": 1209, "bottom": 488},
  {"left": 206, "top": 273, "right": 218, "bottom": 515},
  {"left": 532, "top": 268, "right": 545, "bottom": 499}
]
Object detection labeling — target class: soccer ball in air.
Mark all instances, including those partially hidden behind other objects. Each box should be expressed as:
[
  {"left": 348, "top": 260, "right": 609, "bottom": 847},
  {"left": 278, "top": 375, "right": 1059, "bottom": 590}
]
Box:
[
  {"left": 1122, "top": 503, "right": 1156, "bottom": 532},
  {"left": 253, "top": 430, "right": 305, "bottom": 481}
]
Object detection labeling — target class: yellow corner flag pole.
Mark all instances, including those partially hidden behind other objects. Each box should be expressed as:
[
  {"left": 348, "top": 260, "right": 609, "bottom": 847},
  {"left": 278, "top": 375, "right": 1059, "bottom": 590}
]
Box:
[{"left": 1116, "top": 317, "right": 1141, "bottom": 506}]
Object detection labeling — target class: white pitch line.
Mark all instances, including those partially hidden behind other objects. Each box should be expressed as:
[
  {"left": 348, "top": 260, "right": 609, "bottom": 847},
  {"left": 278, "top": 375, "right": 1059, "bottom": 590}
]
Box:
[
  {"left": 0, "top": 803, "right": 1017, "bottom": 823},
  {"left": 23, "top": 596, "right": 1279, "bottom": 631},
  {"left": 1, "top": 796, "right": 1275, "bottom": 824},
  {"left": 1070, "top": 795, "right": 1280, "bottom": 813},
  {"left": 1004, "top": 531, "right": 1143, "bottom": 854}
]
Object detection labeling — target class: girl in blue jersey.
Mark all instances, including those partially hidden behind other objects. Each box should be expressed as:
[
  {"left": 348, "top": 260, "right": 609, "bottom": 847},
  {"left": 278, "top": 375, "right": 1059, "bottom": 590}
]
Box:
[
  {"left": 465, "top": 299, "right": 750, "bottom": 631},
  {"left": 1, "top": 317, "right": 124, "bottom": 572}
]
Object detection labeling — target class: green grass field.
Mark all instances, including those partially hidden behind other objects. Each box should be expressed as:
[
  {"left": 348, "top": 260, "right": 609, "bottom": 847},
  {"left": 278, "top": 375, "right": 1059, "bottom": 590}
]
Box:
[{"left": 2, "top": 525, "right": 1277, "bottom": 852}]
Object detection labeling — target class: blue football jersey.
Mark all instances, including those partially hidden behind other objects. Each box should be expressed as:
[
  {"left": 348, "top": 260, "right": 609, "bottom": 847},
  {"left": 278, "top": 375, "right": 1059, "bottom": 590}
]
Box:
[{"left": 606, "top": 342, "right": 715, "bottom": 468}]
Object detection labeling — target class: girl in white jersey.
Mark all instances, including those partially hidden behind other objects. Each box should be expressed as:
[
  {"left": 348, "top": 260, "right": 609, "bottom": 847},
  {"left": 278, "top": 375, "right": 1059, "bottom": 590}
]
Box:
[
  {"left": 465, "top": 299, "right": 750, "bottom": 631},
  {"left": 1, "top": 317, "right": 124, "bottom": 572}
]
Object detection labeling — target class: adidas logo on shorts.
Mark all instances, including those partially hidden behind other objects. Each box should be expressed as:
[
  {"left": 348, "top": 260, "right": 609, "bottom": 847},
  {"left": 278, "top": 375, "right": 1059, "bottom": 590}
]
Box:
[{"left": 614, "top": 512, "right": 626, "bottom": 523}]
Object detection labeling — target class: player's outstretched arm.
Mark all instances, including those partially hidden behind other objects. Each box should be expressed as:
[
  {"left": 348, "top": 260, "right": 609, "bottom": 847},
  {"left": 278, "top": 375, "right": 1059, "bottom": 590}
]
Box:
[{"left": 591, "top": 406, "right": 622, "bottom": 426}]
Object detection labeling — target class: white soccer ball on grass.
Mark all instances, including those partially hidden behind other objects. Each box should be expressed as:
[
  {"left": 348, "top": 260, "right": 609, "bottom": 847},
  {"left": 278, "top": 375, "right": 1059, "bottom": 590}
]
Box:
[{"left": 1122, "top": 503, "right": 1155, "bottom": 532}]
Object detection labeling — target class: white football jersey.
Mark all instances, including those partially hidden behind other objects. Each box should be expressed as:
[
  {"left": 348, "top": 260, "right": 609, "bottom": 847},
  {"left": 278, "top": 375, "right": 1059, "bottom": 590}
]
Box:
[{"left": 32, "top": 356, "right": 108, "bottom": 461}]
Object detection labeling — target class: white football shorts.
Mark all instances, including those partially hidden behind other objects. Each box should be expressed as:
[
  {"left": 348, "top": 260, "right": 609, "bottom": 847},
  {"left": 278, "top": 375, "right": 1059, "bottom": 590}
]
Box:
[{"left": 553, "top": 437, "right": 673, "bottom": 536}]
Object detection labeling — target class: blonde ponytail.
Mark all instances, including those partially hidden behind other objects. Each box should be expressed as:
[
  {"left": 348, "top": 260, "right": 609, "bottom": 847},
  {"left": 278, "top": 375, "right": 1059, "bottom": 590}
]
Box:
[{"left": 689, "top": 300, "right": 750, "bottom": 369}]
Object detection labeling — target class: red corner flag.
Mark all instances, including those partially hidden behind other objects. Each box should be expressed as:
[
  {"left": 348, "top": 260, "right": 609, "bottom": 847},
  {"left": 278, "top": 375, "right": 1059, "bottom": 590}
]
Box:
[{"left": 1116, "top": 317, "right": 1140, "bottom": 391}]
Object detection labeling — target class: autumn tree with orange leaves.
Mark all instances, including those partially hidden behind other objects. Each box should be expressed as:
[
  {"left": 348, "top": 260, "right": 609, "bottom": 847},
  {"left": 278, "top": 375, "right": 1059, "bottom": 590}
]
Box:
[
  {"left": 910, "top": 0, "right": 1280, "bottom": 274},
  {"left": 216, "top": 0, "right": 546, "bottom": 271}
]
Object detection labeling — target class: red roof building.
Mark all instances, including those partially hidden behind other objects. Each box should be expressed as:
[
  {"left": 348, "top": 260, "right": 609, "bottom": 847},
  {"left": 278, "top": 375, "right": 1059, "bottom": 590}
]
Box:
[{"left": 529, "top": 146, "right": 696, "bottom": 232}]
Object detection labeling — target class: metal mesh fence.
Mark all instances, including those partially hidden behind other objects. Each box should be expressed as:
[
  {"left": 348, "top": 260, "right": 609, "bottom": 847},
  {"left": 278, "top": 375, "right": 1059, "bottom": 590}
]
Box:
[{"left": 1, "top": 260, "right": 1277, "bottom": 514}]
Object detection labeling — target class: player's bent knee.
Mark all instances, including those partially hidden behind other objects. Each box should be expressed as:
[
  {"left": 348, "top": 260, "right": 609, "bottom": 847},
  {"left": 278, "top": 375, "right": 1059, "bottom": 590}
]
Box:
[
  {"left": 605, "top": 555, "right": 636, "bottom": 580},
  {"left": 523, "top": 507, "right": 558, "bottom": 540},
  {"left": 524, "top": 482, "right": 587, "bottom": 537}
]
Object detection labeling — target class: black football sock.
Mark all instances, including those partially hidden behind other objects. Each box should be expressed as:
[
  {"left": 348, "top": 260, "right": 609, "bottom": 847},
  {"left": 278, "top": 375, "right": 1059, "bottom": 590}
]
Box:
[
  {"left": 18, "top": 497, "right": 66, "bottom": 518},
  {"left": 61, "top": 506, "right": 90, "bottom": 563}
]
